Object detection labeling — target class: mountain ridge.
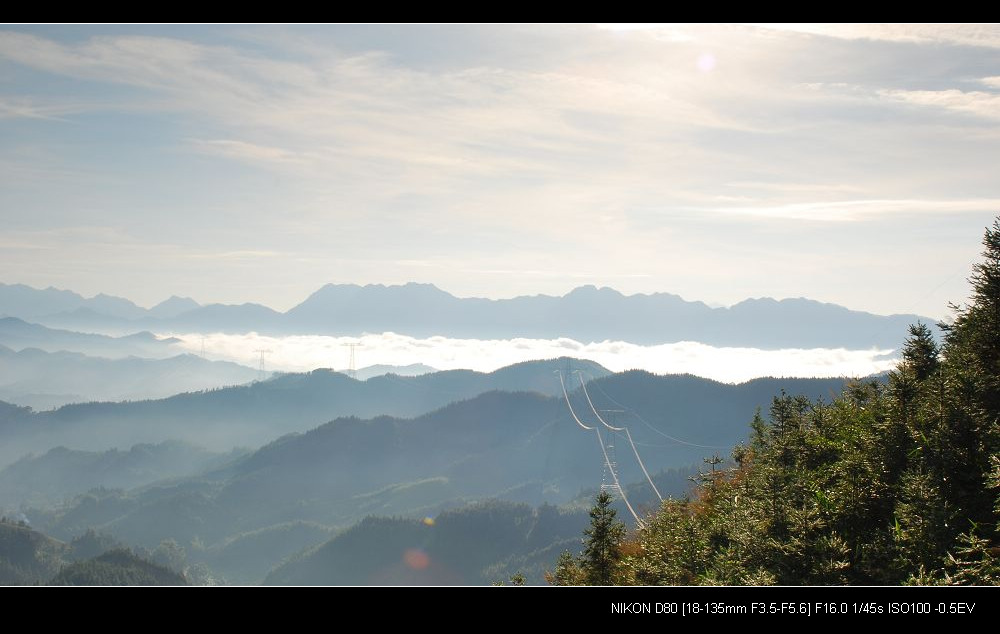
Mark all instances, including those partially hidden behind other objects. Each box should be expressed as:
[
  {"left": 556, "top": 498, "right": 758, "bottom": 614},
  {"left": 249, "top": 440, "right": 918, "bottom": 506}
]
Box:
[{"left": 0, "top": 281, "right": 933, "bottom": 349}]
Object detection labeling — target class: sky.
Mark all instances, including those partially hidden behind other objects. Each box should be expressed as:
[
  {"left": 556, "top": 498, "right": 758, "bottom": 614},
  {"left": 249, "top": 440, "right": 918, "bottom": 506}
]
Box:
[{"left": 2, "top": 24, "right": 1000, "bottom": 319}]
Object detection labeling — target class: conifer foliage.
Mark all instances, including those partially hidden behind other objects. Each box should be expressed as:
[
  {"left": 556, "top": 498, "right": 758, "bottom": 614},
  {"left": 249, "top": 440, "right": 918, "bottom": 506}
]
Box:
[{"left": 552, "top": 218, "right": 1000, "bottom": 585}]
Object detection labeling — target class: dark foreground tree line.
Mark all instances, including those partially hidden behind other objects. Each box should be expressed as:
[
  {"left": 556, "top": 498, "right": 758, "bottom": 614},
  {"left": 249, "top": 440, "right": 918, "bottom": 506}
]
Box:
[{"left": 554, "top": 219, "right": 1000, "bottom": 585}]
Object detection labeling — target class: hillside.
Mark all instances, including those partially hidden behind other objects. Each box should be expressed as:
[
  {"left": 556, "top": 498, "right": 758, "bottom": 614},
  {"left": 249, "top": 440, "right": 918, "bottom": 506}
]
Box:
[
  {"left": 0, "top": 347, "right": 258, "bottom": 410},
  {"left": 0, "top": 357, "right": 612, "bottom": 465},
  {"left": 203, "top": 521, "right": 335, "bottom": 585},
  {"left": 265, "top": 500, "right": 588, "bottom": 585},
  {"left": 0, "top": 518, "right": 68, "bottom": 585},
  {"left": 0, "top": 441, "right": 233, "bottom": 507},
  {"left": 49, "top": 548, "right": 187, "bottom": 586},
  {"left": 23, "top": 373, "right": 846, "bottom": 552}
]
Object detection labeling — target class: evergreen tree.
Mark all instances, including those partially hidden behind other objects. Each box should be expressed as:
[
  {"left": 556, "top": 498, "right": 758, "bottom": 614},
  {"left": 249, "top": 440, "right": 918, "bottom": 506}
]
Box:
[
  {"left": 902, "top": 322, "right": 940, "bottom": 382},
  {"left": 935, "top": 219, "right": 1000, "bottom": 540},
  {"left": 582, "top": 490, "right": 625, "bottom": 585},
  {"left": 548, "top": 550, "right": 585, "bottom": 586}
]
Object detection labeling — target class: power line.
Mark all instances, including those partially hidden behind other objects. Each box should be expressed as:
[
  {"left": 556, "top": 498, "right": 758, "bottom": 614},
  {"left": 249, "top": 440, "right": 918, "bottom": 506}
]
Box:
[
  {"left": 577, "top": 372, "right": 662, "bottom": 502},
  {"left": 584, "top": 373, "right": 730, "bottom": 450},
  {"left": 555, "top": 370, "right": 594, "bottom": 431},
  {"left": 555, "top": 370, "right": 643, "bottom": 527},
  {"left": 593, "top": 420, "right": 643, "bottom": 528}
]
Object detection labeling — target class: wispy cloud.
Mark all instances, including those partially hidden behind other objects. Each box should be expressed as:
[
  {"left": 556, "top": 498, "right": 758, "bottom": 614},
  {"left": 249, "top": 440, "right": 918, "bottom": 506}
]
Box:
[
  {"left": 0, "top": 98, "right": 72, "bottom": 120},
  {"left": 186, "top": 249, "right": 284, "bottom": 261},
  {"left": 879, "top": 87, "right": 1000, "bottom": 120},
  {"left": 748, "top": 23, "right": 1000, "bottom": 49},
  {"left": 700, "top": 198, "right": 1000, "bottom": 222},
  {"left": 725, "top": 181, "right": 868, "bottom": 195},
  {"left": 190, "top": 139, "right": 309, "bottom": 166}
]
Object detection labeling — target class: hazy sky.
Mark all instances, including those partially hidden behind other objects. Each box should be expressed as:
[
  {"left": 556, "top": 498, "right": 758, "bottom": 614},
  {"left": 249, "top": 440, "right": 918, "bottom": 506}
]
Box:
[{"left": 2, "top": 24, "right": 999, "bottom": 318}]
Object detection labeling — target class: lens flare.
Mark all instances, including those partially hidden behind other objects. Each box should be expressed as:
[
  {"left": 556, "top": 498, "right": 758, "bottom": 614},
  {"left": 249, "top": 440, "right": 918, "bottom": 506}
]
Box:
[
  {"left": 697, "top": 53, "right": 716, "bottom": 72},
  {"left": 404, "top": 548, "right": 430, "bottom": 570},
  {"left": 422, "top": 516, "right": 435, "bottom": 526}
]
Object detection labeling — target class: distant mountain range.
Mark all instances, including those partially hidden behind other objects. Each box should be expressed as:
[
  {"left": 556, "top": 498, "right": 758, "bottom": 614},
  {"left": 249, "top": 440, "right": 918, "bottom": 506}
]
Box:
[
  {"left": 0, "top": 317, "right": 179, "bottom": 359},
  {"left": 0, "top": 345, "right": 260, "bottom": 410},
  {"left": 1, "top": 282, "right": 934, "bottom": 349}
]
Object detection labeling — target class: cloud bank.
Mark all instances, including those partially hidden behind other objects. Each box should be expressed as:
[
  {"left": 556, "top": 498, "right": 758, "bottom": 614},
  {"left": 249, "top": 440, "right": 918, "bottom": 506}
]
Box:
[{"left": 171, "top": 331, "right": 898, "bottom": 384}]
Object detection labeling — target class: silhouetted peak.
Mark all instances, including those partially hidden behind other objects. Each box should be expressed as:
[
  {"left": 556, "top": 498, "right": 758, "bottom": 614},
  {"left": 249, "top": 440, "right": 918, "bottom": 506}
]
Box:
[
  {"left": 565, "top": 285, "right": 624, "bottom": 298},
  {"left": 150, "top": 295, "right": 201, "bottom": 318}
]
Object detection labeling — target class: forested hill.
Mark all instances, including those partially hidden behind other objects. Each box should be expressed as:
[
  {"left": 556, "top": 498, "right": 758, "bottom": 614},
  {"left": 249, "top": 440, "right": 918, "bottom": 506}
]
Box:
[
  {"left": 22, "top": 373, "right": 847, "bottom": 558},
  {"left": 48, "top": 548, "right": 187, "bottom": 586},
  {"left": 0, "top": 441, "right": 231, "bottom": 507},
  {"left": 0, "top": 357, "right": 609, "bottom": 464},
  {"left": 0, "top": 517, "right": 185, "bottom": 586},
  {"left": 0, "top": 365, "right": 846, "bottom": 481},
  {"left": 265, "top": 501, "right": 589, "bottom": 586},
  {"left": 1, "top": 358, "right": 845, "bottom": 470}
]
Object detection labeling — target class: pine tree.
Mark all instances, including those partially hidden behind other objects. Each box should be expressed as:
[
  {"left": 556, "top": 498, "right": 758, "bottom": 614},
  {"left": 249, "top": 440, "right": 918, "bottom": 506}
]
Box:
[
  {"left": 902, "top": 322, "right": 940, "bottom": 382},
  {"left": 582, "top": 490, "right": 626, "bottom": 585},
  {"left": 943, "top": 218, "right": 1000, "bottom": 418},
  {"left": 547, "top": 550, "right": 585, "bottom": 586},
  {"left": 935, "top": 219, "right": 1000, "bottom": 540}
]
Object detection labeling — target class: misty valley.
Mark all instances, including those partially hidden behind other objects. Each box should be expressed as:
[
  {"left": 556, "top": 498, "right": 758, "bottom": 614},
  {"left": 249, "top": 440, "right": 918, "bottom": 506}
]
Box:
[{"left": 0, "top": 281, "right": 872, "bottom": 585}]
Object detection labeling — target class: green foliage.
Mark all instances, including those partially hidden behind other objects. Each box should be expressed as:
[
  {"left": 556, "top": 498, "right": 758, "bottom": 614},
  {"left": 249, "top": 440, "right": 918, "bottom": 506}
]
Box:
[
  {"left": 492, "top": 571, "right": 526, "bottom": 586},
  {"left": 582, "top": 491, "right": 626, "bottom": 585},
  {"left": 942, "top": 528, "right": 1000, "bottom": 585},
  {"left": 548, "top": 491, "right": 631, "bottom": 586},
  {"left": 902, "top": 322, "right": 940, "bottom": 382},
  {"left": 557, "top": 218, "right": 1000, "bottom": 586},
  {"left": 549, "top": 550, "right": 586, "bottom": 585},
  {"left": 49, "top": 548, "right": 187, "bottom": 586}
]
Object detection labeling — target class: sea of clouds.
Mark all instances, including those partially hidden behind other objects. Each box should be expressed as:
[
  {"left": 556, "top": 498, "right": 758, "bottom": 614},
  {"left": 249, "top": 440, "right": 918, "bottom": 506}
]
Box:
[{"left": 169, "top": 331, "right": 899, "bottom": 383}]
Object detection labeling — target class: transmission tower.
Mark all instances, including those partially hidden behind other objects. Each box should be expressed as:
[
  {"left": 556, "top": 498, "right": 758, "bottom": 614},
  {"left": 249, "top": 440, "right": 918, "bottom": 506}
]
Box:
[
  {"left": 342, "top": 342, "right": 362, "bottom": 379},
  {"left": 600, "top": 427, "right": 621, "bottom": 496},
  {"left": 253, "top": 348, "right": 272, "bottom": 380},
  {"left": 599, "top": 409, "right": 625, "bottom": 496}
]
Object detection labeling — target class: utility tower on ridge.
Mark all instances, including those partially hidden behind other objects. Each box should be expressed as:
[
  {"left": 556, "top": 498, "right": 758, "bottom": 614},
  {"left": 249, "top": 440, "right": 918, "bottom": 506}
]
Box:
[
  {"left": 599, "top": 409, "right": 625, "bottom": 496},
  {"left": 253, "top": 348, "right": 273, "bottom": 380},
  {"left": 342, "top": 342, "right": 362, "bottom": 379}
]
